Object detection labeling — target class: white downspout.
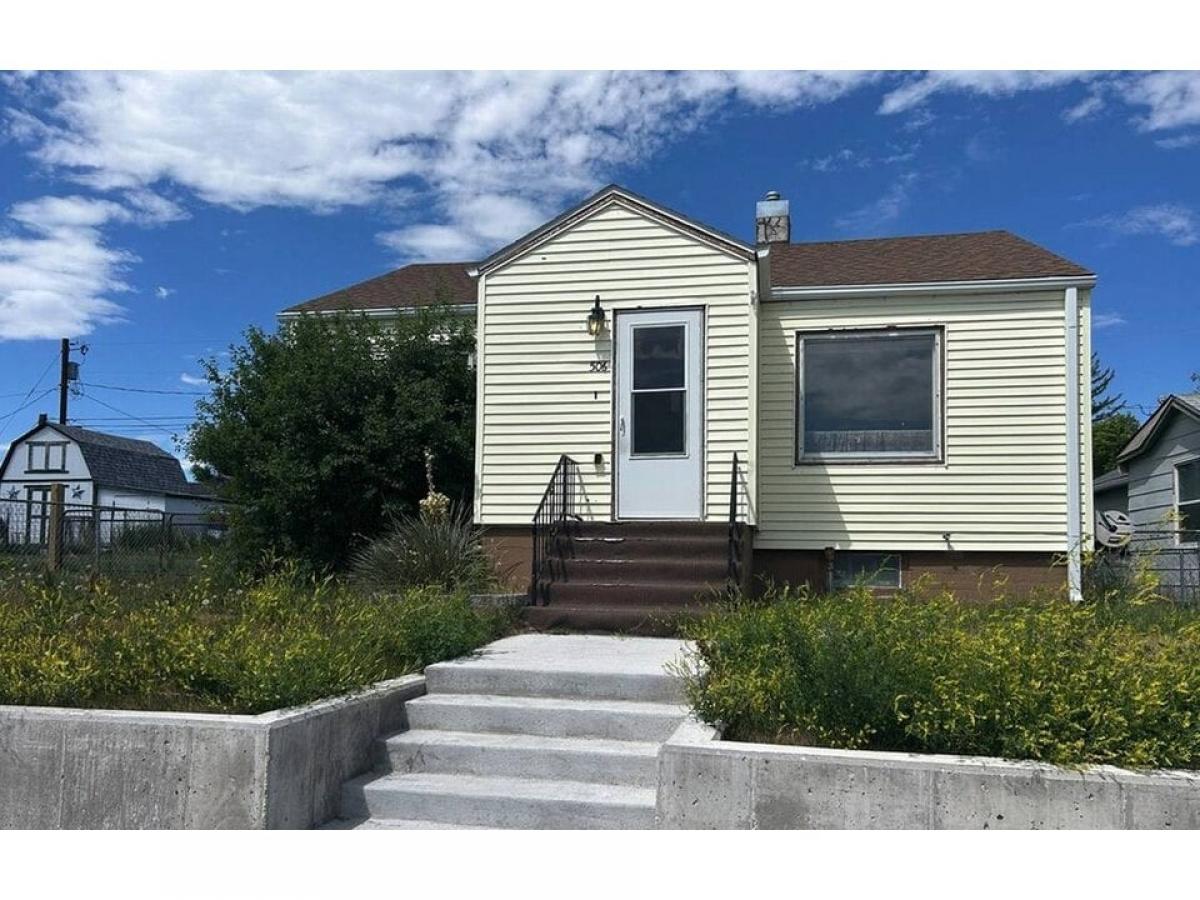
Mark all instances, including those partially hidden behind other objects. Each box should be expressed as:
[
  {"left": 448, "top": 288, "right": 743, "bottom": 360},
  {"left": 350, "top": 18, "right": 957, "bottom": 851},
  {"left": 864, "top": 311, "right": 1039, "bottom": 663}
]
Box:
[{"left": 1065, "top": 286, "right": 1083, "bottom": 602}]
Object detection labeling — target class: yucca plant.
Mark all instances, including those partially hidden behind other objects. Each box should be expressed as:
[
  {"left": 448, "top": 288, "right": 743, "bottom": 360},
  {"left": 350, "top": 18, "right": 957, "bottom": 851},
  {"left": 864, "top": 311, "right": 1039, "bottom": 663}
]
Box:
[{"left": 350, "top": 502, "right": 493, "bottom": 593}]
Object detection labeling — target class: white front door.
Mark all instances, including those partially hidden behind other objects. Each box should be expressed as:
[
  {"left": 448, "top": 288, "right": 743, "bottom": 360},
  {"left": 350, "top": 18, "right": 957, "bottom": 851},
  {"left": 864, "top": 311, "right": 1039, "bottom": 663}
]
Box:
[{"left": 615, "top": 308, "right": 704, "bottom": 519}]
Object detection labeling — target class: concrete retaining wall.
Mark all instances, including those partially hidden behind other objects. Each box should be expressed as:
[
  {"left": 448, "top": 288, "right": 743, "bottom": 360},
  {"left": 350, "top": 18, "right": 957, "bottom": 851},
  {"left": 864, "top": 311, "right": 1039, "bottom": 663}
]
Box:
[
  {"left": 656, "top": 720, "right": 1200, "bottom": 829},
  {"left": 0, "top": 674, "right": 425, "bottom": 829}
]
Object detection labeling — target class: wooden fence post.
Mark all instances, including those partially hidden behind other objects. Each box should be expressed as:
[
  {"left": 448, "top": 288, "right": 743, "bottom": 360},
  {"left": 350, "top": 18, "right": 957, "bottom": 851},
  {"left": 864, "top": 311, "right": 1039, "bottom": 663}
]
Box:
[{"left": 46, "top": 483, "right": 65, "bottom": 573}]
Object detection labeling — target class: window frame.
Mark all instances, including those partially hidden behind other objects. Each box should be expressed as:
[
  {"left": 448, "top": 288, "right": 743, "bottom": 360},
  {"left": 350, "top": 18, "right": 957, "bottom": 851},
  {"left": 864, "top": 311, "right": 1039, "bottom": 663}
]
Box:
[
  {"left": 1175, "top": 456, "right": 1200, "bottom": 547},
  {"left": 25, "top": 441, "right": 68, "bottom": 473},
  {"left": 794, "top": 325, "right": 945, "bottom": 465},
  {"left": 829, "top": 551, "right": 904, "bottom": 591},
  {"left": 628, "top": 321, "right": 690, "bottom": 460}
]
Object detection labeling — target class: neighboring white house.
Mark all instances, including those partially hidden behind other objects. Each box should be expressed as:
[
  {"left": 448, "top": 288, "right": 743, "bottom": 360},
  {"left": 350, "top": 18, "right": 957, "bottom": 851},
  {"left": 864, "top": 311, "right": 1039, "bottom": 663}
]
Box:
[
  {"left": 281, "top": 185, "right": 1094, "bottom": 617},
  {"left": 0, "top": 414, "right": 219, "bottom": 544}
]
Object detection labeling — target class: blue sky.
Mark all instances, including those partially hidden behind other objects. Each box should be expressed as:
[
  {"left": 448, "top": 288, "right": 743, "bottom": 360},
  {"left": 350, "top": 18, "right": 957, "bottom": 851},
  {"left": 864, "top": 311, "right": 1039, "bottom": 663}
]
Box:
[{"left": 1, "top": 71, "right": 1197, "bottom": 468}]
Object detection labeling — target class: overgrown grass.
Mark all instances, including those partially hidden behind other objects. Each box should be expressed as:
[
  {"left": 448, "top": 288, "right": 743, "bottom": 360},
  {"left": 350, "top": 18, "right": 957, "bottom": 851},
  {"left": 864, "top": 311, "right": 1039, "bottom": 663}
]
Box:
[
  {"left": 0, "top": 560, "right": 513, "bottom": 714},
  {"left": 678, "top": 577, "right": 1200, "bottom": 771}
]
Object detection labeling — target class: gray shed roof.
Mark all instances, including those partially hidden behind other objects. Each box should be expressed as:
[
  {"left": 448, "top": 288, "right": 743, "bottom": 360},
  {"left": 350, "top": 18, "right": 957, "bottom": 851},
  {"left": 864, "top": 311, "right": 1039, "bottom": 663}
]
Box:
[{"left": 1116, "top": 393, "right": 1200, "bottom": 464}]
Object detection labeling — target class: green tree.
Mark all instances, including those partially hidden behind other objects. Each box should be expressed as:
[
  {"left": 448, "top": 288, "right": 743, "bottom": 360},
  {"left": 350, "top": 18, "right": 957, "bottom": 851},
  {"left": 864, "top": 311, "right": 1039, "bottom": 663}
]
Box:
[
  {"left": 1092, "top": 412, "right": 1139, "bottom": 476},
  {"left": 1091, "top": 352, "right": 1125, "bottom": 420},
  {"left": 187, "top": 307, "right": 475, "bottom": 569}
]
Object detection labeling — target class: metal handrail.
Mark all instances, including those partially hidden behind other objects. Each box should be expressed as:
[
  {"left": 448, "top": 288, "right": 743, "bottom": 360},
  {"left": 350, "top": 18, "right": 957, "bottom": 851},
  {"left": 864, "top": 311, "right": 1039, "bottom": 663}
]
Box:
[
  {"left": 727, "top": 452, "right": 744, "bottom": 591},
  {"left": 530, "top": 455, "right": 579, "bottom": 604}
]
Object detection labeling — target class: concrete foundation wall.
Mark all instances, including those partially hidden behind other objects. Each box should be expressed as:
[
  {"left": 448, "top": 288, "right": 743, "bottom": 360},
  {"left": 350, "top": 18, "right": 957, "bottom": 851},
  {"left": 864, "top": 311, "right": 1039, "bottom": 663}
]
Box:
[
  {"left": 657, "top": 722, "right": 1200, "bottom": 829},
  {"left": 0, "top": 674, "right": 425, "bottom": 829}
]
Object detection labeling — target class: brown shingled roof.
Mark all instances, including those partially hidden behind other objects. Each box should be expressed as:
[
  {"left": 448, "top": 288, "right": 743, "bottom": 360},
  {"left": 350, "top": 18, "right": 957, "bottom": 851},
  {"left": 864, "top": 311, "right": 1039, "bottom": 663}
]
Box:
[
  {"left": 769, "top": 230, "right": 1092, "bottom": 288},
  {"left": 282, "top": 262, "right": 477, "bottom": 314}
]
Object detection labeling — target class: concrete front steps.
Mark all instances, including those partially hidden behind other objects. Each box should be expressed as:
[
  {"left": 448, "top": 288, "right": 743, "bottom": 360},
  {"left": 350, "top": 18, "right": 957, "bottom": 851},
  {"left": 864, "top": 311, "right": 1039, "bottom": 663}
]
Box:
[{"left": 327, "top": 634, "right": 691, "bottom": 830}]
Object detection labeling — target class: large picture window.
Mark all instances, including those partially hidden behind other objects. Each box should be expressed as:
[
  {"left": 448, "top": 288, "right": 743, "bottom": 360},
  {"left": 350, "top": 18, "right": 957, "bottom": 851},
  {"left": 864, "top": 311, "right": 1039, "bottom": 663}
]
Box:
[{"left": 796, "top": 327, "right": 942, "bottom": 463}]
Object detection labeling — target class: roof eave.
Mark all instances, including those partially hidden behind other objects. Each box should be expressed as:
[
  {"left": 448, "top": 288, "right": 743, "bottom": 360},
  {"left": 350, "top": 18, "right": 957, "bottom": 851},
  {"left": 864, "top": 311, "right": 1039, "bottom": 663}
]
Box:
[
  {"left": 276, "top": 303, "right": 477, "bottom": 321},
  {"left": 768, "top": 274, "right": 1096, "bottom": 300}
]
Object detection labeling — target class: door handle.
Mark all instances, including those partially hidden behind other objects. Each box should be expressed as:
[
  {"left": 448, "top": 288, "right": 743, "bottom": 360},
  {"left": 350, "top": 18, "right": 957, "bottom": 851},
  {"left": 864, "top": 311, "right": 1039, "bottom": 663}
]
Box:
[{"left": 619, "top": 416, "right": 626, "bottom": 436}]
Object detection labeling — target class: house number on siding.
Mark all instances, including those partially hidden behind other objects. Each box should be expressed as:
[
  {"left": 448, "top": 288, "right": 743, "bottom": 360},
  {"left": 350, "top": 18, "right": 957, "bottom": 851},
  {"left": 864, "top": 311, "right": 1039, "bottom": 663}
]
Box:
[{"left": 589, "top": 360, "right": 610, "bottom": 373}]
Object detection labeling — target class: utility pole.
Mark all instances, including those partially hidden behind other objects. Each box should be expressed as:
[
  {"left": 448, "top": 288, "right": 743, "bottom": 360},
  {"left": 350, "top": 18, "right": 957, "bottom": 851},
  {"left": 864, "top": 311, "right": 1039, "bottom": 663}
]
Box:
[
  {"left": 57, "top": 338, "right": 84, "bottom": 425},
  {"left": 58, "top": 338, "right": 70, "bottom": 425}
]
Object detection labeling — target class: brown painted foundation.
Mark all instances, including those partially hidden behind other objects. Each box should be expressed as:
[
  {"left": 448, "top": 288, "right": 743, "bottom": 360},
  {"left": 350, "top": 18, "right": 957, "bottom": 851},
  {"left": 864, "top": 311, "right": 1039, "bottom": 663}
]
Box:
[
  {"left": 485, "top": 524, "right": 1065, "bottom": 602},
  {"left": 753, "top": 548, "right": 1065, "bottom": 600}
]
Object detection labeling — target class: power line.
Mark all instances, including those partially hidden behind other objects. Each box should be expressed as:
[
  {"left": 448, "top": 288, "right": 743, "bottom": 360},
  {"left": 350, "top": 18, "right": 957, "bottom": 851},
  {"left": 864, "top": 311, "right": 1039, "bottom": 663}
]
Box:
[
  {"left": 0, "top": 350, "right": 61, "bottom": 441},
  {"left": 76, "top": 392, "right": 187, "bottom": 440},
  {"left": 0, "top": 386, "right": 58, "bottom": 428},
  {"left": 79, "top": 381, "right": 207, "bottom": 397}
]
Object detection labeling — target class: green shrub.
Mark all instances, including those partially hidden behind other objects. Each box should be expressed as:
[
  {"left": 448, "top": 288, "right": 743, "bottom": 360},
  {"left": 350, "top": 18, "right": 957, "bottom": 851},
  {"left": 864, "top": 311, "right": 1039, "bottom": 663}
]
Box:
[
  {"left": 678, "top": 581, "right": 1200, "bottom": 770},
  {"left": 0, "top": 563, "right": 512, "bottom": 714},
  {"left": 349, "top": 503, "right": 496, "bottom": 593}
]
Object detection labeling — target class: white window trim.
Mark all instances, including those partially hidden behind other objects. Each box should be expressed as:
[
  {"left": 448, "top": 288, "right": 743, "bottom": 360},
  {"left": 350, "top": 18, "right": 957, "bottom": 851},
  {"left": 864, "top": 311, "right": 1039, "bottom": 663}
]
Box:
[
  {"left": 1175, "top": 456, "right": 1200, "bottom": 547},
  {"left": 795, "top": 326, "right": 944, "bottom": 465},
  {"left": 26, "top": 441, "right": 68, "bottom": 473}
]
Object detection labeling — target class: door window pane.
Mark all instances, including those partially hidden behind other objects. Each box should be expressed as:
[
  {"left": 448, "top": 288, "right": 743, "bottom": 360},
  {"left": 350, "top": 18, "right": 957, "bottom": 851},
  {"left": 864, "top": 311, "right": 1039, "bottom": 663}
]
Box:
[
  {"left": 633, "top": 325, "right": 685, "bottom": 390},
  {"left": 632, "top": 391, "right": 685, "bottom": 455},
  {"left": 800, "top": 330, "right": 938, "bottom": 458}
]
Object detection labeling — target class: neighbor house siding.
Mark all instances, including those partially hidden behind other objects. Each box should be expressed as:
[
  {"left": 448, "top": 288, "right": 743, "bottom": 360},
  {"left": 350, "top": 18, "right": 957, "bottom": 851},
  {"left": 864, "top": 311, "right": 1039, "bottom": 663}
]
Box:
[
  {"left": 1127, "top": 412, "right": 1200, "bottom": 536},
  {"left": 475, "top": 201, "right": 755, "bottom": 525},
  {"left": 755, "top": 288, "right": 1091, "bottom": 552}
]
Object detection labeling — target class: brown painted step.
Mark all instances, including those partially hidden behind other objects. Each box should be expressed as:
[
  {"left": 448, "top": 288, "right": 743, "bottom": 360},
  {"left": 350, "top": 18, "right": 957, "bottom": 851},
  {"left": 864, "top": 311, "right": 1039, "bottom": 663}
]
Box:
[
  {"left": 556, "top": 557, "right": 728, "bottom": 585},
  {"left": 522, "top": 603, "right": 714, "bottom": 636},
  {"left": 562, "top": 534, "right": 728, "bottom": 561},
  {"left": 543, "top": 581, "right": 727, "bottom": 607},
  {"left": 563, "top": 521, "right": 728, "bottom": 539}
]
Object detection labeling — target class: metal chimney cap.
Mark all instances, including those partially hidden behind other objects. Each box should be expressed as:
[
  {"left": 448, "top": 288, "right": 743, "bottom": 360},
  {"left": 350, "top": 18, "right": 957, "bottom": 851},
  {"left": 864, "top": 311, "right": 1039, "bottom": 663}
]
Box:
[{"left": 764, "top": 190, "right": 781, "bottom": 201}]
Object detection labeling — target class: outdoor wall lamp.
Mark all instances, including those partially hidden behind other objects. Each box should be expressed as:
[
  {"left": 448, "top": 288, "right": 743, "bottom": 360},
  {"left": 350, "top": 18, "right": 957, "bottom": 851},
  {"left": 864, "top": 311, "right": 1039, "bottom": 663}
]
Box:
[{"left": 586, "top": 295, "right": 606, "bottom": 336}]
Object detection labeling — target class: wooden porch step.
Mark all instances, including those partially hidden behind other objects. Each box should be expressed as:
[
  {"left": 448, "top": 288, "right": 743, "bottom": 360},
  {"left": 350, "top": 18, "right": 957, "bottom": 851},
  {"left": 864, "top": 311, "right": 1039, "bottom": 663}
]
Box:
[{"left": 553, "top": 557, "right": 728, "bottom": 584}]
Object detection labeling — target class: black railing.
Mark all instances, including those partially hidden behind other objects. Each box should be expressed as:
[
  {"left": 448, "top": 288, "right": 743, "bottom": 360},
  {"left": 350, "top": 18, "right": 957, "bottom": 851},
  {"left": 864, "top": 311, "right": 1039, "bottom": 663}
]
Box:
[
  {"left": 531, "top": 454, "right": 579, "bottom": 604},
  {"left": 727, "top": 452, "right": 744, "bottom": 591}
]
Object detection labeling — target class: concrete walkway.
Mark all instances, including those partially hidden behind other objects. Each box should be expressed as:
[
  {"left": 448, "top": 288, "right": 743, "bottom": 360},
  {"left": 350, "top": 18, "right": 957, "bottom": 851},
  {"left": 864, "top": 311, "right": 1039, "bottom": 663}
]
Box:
[{"left": 327, "top": 634, "right": 692, "bottom": 829}]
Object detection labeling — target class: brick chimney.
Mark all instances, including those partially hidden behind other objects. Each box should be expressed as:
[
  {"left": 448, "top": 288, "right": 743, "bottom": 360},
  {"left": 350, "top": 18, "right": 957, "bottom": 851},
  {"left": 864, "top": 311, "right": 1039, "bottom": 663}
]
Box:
[{"left": 755, "top": 190, "right": 790, "bottom": 244}]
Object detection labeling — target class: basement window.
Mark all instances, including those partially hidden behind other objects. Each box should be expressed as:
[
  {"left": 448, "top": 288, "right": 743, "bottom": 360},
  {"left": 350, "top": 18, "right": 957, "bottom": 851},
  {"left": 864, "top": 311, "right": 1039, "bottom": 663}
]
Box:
[
  {"left": 796, "top": 327, "right": 942, "bottom": 463},
  {"left": 830, "top": 552, "right": 902, "bottom": 591}
]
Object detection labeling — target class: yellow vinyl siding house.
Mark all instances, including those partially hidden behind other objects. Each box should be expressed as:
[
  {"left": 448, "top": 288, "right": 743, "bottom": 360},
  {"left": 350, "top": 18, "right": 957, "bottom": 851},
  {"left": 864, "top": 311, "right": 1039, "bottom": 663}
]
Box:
[
  {"left": 281, "top": 184, "right": 1094, "bottom": 623},
  {"left": 473, "top": 195, "right": 757, "bottom": 526}
]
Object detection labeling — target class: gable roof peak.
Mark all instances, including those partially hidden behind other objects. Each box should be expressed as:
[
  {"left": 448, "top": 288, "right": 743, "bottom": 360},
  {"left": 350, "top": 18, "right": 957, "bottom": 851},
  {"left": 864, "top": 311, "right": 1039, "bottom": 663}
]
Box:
[{"left": 473, "top": 183, "right": 754, "bottom": 276}]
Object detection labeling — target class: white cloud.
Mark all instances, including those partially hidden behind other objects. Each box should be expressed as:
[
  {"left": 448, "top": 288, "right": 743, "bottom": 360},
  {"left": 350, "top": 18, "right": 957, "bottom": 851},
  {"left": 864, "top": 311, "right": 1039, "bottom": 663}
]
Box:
[
  {"left": 834, "top": 172, "right": 919, "bottom": 233},
  {"left": 6, "top": 71, "right": 879, "bottom": 263},
  {"left": 0, "top": 195, "right": 133, "bottom": 339},
  {"left": 1120, "top": 71, "right": 1200, "bottom": 131},
  {"left": 878, "top": 71, "right": 1089, "bottom": 115},
  {"left": 1084, "top": 203, "right": 1199, "bottom": 247},
  {"left": 1063, "top": 94, "right": 1105, "bottom": 123},
  {"left": 179, "top": 372, "right": 206, "bottom": 386},
  {"left": 155, "top": 285, "right": 174, "bottom": 299},
  {"left": 1093, "top": 312, "right": 1127, "bottom": 329},
  {"left": 1155, "top": 133, "right": 1200, "bottom": 150}
]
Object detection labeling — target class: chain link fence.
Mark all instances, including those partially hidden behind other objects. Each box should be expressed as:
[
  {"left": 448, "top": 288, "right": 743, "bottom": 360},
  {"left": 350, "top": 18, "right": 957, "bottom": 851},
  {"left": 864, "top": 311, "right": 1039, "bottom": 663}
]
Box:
[
  {"left": 0, "top": 496, "right": 227, "bottom": 577},
  {"left": 1095, "top": 529, "right": 1200, "bottom": 605}
]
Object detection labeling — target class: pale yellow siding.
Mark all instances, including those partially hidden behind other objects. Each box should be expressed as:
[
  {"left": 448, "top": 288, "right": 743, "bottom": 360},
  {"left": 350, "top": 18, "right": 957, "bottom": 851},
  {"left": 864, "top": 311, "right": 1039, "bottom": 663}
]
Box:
[
  {"left": 756, "top": 288, "right": 1092, "bottom": 552},
  {"left": 476, "top": 200, "right": 755, "bottom": 524}
]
